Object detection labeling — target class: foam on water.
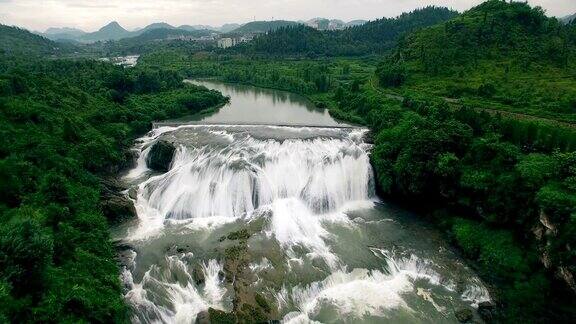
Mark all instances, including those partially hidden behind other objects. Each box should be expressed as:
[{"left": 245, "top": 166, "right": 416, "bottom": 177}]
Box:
[
  {"left": 122, "top": 253, "right": 227, "bottom": 324},
  {"left": 125, "top": 125, "right": 374, "bottom": 241}
]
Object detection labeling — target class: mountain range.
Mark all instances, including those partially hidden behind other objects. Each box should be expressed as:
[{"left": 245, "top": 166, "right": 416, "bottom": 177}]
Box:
[{"left": 39, "top": 18, "right": 367, "bottom": 42}]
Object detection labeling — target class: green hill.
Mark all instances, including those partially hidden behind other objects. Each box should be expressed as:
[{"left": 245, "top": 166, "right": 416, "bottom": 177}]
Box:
[
  {"left": 382, "top": 0, "right": 576, "bottom": 122},
  {"left": 236, "top": 6, "right": 458, "bottom": 56},
  {"left": 96, "top": 28, "right": 216, "bottom": 56},
  {"left": 0, "top": 25, "right": 67, "bottom": 56},
  {"left": 123, "top": 28, "right": 213, "bottom": 42}
]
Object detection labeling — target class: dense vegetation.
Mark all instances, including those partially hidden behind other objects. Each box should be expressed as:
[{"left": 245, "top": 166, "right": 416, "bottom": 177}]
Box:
[
  {"left": 228, "top": 20, "right": 300, "bottom": 34},
  {"left": 234, "top": 7, "right": 458, "bottom": 56},
  {"left": 382, "top": 0, "right": 576, "bottom": 122},
  {"left": 0, "top": 25, "right": 73, "bottom": 56},
  {"left": 93, "top": 28, "right": 217, "bottom": 56},
  {"left": 0, "top": 55, "right": 227, "bottom": 322}
]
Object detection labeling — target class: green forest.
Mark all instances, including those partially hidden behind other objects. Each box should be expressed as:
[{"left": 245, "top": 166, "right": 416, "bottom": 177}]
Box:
[
  {"left": 1, "top": 0, "right": 576, "bottom": 322},
  {"left": 0, "top": 58, "right": 227, "bottom": 321}
]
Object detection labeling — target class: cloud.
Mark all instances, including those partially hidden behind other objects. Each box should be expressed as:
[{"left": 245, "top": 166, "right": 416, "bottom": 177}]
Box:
[{"left": 1, "top": 0, "right": 575, "bottom": 32}]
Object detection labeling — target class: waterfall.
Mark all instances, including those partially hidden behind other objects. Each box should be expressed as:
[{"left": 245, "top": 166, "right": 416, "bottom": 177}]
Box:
[
  {"left": 126, "top": 125, "right": 374, "bottom": 240},
  {"left": 119, "top": 124, "right": 490, "bottom": 323}
]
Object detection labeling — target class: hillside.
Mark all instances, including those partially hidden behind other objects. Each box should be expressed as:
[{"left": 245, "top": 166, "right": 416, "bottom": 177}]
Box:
[
  {"left": 384, "top": 0, "right": 576, "bottom": 122},
  {"left": 96, "top": 28, "right": 216, "bottom": 56},
  {"left": 230, "top": 20, "right": 300, "bottom": 34},
  {"left": 563, "top": 13, "right": 576, "bottom": 24},
  {"left": 0, "top": 25, "right": 67, "bottom": 56},
  {"left": 236, "top": 6, "right": 458, "bottom": 56},
  {"left": 123, "top": 28, "right": 213, "bottom": 42}
]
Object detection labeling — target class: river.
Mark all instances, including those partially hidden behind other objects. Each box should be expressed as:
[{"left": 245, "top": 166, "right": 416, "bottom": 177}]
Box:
[{"left": 114, "top": 80, "right": 490, "bottom": 323}]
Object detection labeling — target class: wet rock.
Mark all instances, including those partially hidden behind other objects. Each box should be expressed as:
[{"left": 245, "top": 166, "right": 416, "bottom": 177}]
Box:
[
  {"left": 99, "top": 177, "right": 136, "bottom": 223},
  {"left": 101, "top": 195, "right": 137, "bottom": 224},
  {"left": 455, "top": 308, "right": 473, "bottom": 323},
  {"left": 363, "top": 130, "right": 374, "bottom": 144},
  {"left": 477, "top": 301, "right": 496, "bottom": 322},
  {"left": 122, "top": 148, "right": 139, "bottom": 171},
  {"left": 117, "top": 249, "right": 137, "bottom": 269},
  {"left": 128, "top": 187, "right": 138, "bottom": 200},
  {"left": 539, "top": 210, "right": 558, "bottom": 236},
  {"left": 100, "top": 177, "right": 128, "bottom": 195},
  {"left": 207, "top": 308, "right": 236, "bottom": 324},
  {"left": 195, "top": 310, "right": 210, "bottom": 324},
  {"left": 166, "top": 244, "right": 192, "bottom": 256},
  {"left": 255, "top": 293, "right": 272, "bottom": 313},
  {"left": 557, "top": 266, "right": 576, "bottom": 293},
  {"left": 146, "top": 140, "right": 176, "bottom": 172},
  {"left": 193, "top": 263, "right": 205, "bottom": 286}
]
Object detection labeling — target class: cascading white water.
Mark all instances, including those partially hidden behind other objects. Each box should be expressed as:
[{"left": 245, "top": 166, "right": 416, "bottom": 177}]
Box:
[
  {"left": 141, "top": 128, "right": 372, "bottom": 220},
  {"left": 119, "top": 124, "right": 491, "bottom": 323}
]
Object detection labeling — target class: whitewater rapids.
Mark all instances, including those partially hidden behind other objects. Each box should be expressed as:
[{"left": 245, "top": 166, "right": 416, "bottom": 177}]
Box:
[{"left": 116, "top": 124, "right": 490, "bottom": 323}]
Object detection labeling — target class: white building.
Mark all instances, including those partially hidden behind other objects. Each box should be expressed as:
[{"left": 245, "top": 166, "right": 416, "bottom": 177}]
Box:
[
  {"left": 217, "top": 38, "right": 236, "bottom": 49},
  {"left": 217, "top": 36, "right": 253, "bottom": 49}
]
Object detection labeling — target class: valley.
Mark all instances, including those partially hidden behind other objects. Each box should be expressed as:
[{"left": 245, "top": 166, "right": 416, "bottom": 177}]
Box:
[{"left": 0, "top": 0, "right": 575, "bottom": 323}]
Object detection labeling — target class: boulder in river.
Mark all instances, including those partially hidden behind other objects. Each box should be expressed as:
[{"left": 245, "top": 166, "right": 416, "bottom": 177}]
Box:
[
  {"left": 193, "top": 263, "right": 206, "bottom": 286},
  {"left": 101, "top": 195, "right": 136, "bottom": 224},
  {"left": 99, "top": 177, "right": 136, "bottom": 223},
  {"left": 146, "top": 140, "right": 176, "bottom": 172}
]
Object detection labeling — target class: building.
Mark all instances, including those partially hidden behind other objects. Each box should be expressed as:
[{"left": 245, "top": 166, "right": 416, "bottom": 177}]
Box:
[
  {"left": 217, "top": 35, "right": 253, "bottom": 49},
  {"left": 217, "top": 37, "right": 236, "bottom": 49}
]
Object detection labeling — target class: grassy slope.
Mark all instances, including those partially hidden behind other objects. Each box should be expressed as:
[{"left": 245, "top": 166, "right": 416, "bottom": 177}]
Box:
[{"left": 389, "top": 0, "right": 576, "bottom": 124}]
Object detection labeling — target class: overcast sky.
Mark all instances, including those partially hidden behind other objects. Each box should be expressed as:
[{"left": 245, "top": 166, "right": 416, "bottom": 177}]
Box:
[{"left": 1, "top": 0, "right": 575, "bottom": 32}]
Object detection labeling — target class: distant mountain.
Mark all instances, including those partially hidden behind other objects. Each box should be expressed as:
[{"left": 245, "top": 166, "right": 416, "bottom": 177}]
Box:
[
  {"left": 305, "top": 18, "right": 345, "bottom": 30},
  {"left": 141, "top": 22, "right": 176, "bottom": 32},
  {"left": 45, "top": 27, "right": 85, "bottom": 36},
  {"left": 218, "top": 23, "right": 241, "bottom": 33},
  {"left": 562, "top": 13, "right": 576, "bottom": 24},
  {"left": 79, "top": 21, "right": 131, "bottom": 42},
  {"left": 38, "top": 27, "right": 85, "bottom": 41},
  {"left": 345, "top": 20, "right": 367, "bottom": 27},
  {"left": 0, "top": 24, "right": 72, "bottom": 56},
  {"left": 178, "top": 25, "right": 204, "bottom": 31},
  {"left": 236, "top": 7, "right": 458, "bottom": 56},
  {"left": 230, "top": 20, "right": 300, "bottom": 34},
  {"left": 301, "top": 18, "right": 366, "bottom": 30}
]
